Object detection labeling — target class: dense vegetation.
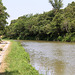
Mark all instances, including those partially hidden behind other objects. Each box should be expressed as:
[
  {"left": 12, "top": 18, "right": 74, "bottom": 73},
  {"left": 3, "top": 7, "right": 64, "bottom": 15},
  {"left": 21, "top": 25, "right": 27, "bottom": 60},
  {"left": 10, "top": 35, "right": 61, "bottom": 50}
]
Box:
[
  {"left": 49, "top": 0, "right": 63, "bottom": 10},
  {"left": 5, "top": 2, "right": 75, "bottom": 42},
  {"left": 5, "top": 40, "right": 39, "bottom": 75},
  {"left": 0, "top": 0, "right": 9, "bottom": 35}
]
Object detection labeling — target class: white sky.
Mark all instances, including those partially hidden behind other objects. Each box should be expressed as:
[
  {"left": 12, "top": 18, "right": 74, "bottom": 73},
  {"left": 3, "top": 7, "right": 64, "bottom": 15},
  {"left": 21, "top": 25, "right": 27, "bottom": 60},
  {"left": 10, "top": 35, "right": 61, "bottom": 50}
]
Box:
[{"left": 2, "top": 0, "right": 75, "bottom": 24}]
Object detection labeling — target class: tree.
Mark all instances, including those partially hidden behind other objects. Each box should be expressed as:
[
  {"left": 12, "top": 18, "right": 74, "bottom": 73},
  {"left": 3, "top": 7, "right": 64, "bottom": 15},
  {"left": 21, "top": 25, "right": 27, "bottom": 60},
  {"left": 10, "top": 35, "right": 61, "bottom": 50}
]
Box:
[
  {"left": 49, "top": 0, "right": 63, "bottom": 10},
  {"left": 0, "top": 0, "right": 9, "bottom": 35}
]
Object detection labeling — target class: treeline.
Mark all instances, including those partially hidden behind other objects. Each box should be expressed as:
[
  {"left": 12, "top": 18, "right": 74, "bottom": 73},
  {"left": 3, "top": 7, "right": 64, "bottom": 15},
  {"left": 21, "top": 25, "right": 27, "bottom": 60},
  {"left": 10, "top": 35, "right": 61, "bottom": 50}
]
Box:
[
  {"left": 5, "top": 2, "right": 75, "bottom": 42},
  {"left": 0, "top": 0, "right": 9, "bottom": 35}
]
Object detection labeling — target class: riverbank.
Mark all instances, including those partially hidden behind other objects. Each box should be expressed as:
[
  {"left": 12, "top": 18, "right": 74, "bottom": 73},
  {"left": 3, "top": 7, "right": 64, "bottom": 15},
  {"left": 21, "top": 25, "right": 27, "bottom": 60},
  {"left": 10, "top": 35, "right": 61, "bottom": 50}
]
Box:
[{"left": 2, "top": 40, "right": 39, "bottom": 75}]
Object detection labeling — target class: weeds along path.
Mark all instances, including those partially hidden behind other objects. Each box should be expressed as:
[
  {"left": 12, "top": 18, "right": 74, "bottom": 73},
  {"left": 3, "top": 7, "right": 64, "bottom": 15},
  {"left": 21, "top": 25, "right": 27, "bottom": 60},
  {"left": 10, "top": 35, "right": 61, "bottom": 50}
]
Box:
[{"left": 0, "top": 41, "right": 10, "bottom": 72}]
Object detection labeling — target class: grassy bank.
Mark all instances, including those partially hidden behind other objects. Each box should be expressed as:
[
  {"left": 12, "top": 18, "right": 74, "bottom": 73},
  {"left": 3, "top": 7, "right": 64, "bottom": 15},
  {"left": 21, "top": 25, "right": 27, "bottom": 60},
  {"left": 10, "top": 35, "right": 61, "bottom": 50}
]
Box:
[{"left": 5, "top": 40, "right": 39, "bottom": 75}]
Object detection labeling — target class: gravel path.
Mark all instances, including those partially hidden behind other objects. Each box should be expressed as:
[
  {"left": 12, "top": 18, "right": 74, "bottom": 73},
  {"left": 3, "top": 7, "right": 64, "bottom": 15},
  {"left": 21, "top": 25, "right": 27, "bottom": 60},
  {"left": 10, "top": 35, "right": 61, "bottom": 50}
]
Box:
[{"left": 0, "top": 41, "right": 10, "bottom": 66}]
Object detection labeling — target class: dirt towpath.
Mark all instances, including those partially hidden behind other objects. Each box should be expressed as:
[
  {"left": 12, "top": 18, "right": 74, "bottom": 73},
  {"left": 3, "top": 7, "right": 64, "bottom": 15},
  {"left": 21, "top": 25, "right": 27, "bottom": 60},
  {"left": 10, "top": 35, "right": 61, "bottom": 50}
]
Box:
[{"left": 0, "top": 41, "right": 10, "bottom": 72}]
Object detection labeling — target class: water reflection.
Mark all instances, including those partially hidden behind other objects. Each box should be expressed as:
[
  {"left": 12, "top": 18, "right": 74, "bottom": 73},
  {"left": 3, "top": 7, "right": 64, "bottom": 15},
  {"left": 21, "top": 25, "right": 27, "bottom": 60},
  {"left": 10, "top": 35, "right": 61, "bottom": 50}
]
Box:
[
  {"left": 30, "top": 55, "right": 52, "bottom": 75},
  {"left": 20, "top": 40, "right": 75, "bottom": 75},
  {"left": 54, "top": 49, "right": 63, "bottom": 56},
  {"left": 52, "top": 59, "right": 65, "bottom": 75}
]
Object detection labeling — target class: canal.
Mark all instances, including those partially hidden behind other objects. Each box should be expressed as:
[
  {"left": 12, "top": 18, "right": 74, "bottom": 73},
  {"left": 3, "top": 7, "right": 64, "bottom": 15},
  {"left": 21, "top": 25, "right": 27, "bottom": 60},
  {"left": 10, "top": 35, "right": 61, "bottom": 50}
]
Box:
[{"left": 21, "top": 40, "right": 75, "bottom": 75}]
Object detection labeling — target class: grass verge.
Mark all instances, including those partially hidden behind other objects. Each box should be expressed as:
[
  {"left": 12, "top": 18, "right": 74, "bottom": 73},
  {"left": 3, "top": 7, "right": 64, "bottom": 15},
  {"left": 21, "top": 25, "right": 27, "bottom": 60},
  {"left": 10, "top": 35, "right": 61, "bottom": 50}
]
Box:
[{"left": 5, "top": 40, "right": 39, "bottom": 75}]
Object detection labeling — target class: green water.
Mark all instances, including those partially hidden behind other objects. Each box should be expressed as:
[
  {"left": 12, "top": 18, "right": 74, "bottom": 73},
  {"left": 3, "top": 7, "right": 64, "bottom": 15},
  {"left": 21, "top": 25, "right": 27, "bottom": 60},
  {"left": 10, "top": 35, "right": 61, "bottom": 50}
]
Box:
[{"left": 21, "top": 40, "right": 75, "bottom": 75}]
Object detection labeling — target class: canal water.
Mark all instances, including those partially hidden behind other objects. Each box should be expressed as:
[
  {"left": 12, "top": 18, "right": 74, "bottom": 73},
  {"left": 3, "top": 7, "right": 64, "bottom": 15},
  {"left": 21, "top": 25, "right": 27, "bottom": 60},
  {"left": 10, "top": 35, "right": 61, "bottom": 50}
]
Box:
[{"left": 21, "top": 40, "right": 75, "bottom": 75}]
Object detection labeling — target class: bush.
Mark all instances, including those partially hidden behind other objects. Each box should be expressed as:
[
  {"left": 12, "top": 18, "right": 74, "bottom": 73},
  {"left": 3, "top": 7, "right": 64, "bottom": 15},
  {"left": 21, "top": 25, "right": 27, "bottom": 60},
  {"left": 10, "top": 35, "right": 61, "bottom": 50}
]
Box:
[
  {"left": 57, "top": 36, "right": 63, "bottom": 41},
  {"left": 71, "top": 37, "right": 75, "bottom": 42},
  {"left": 62, "top": 33, "right": 71, "bottom": 42},
  {"left": 71, "top": 33, "right": 75, "bottom": 42}
]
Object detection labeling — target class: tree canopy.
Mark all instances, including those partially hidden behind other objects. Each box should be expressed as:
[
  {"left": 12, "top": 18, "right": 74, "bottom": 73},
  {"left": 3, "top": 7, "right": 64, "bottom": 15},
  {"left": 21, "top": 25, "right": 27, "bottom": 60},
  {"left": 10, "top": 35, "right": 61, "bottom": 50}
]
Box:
[
  {"left": 49, "top": 0, "right": 63, "bottom": 10},
  {"left": 0, "top": 0, "right": 9, "bottom": 35},
  {"left": 5, "top": 2, "right": 75, "bottom": 42}
]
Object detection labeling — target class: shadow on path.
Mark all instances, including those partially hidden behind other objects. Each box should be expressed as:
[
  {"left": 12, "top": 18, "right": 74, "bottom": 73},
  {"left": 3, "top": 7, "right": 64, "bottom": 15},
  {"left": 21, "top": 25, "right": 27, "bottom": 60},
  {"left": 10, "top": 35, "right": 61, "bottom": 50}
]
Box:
[{"left": 0, "top": 70, "right": 20, "bottom": 75}]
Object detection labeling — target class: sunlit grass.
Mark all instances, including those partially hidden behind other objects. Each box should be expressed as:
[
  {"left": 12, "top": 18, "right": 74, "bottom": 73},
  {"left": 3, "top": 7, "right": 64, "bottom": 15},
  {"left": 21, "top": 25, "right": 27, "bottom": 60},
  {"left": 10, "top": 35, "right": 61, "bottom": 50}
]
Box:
[{"left": 5, "top": 40, "right": 39, "bottom": 75}]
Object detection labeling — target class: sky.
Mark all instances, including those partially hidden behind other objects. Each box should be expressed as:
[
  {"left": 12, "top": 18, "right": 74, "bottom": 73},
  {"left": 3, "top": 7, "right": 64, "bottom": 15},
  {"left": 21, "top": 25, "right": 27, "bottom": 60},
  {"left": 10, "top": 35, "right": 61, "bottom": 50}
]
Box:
[{"left": 2, "top": 0, "right": 75, "bottom": 24}]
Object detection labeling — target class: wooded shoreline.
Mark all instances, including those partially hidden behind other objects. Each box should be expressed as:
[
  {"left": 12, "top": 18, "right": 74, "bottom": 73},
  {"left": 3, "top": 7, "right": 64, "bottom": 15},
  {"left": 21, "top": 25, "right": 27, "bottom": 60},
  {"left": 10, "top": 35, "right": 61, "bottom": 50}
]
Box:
[{"left": 5, "top": 2, "right": 75, "bottom": 42}]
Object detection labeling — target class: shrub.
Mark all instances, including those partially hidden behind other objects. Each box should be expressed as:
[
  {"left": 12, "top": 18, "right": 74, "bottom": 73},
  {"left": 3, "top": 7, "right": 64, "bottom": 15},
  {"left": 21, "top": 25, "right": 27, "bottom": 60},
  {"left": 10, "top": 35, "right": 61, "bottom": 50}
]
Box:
[{"left": 57, "top": 36, "right": 63, "bottom": 41}]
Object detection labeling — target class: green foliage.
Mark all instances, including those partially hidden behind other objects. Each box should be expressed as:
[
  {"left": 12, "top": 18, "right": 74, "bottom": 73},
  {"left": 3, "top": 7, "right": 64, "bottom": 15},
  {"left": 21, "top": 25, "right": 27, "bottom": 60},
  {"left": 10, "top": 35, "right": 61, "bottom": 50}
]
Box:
[
  {"left": 0, "top": 0, "right": 9, "bottom": 35},
  {"left": 49, "top": 0, "right": 63, "bottom": 10},
  {"left": 5, "top": 2, "right": 75, "bottom": 42},
  {"left": 62, "top": 33, "right": 71, "bottom": 42},
  {"left": 57, "top": 36, "right": 63, "bottom": 41},
  {"left": 62, "top": 32, "right": 75, "bottom": 42},
  {"left": 5, "top": 40, "right": 39, "bottom": 75}
]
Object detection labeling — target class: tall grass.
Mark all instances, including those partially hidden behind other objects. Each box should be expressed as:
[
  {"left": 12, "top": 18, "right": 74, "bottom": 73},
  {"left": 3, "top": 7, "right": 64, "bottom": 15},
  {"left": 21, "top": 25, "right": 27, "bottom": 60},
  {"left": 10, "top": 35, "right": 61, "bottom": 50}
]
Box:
[{"left": 5, "top": 40, "right": 39, "bottom": 75}]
